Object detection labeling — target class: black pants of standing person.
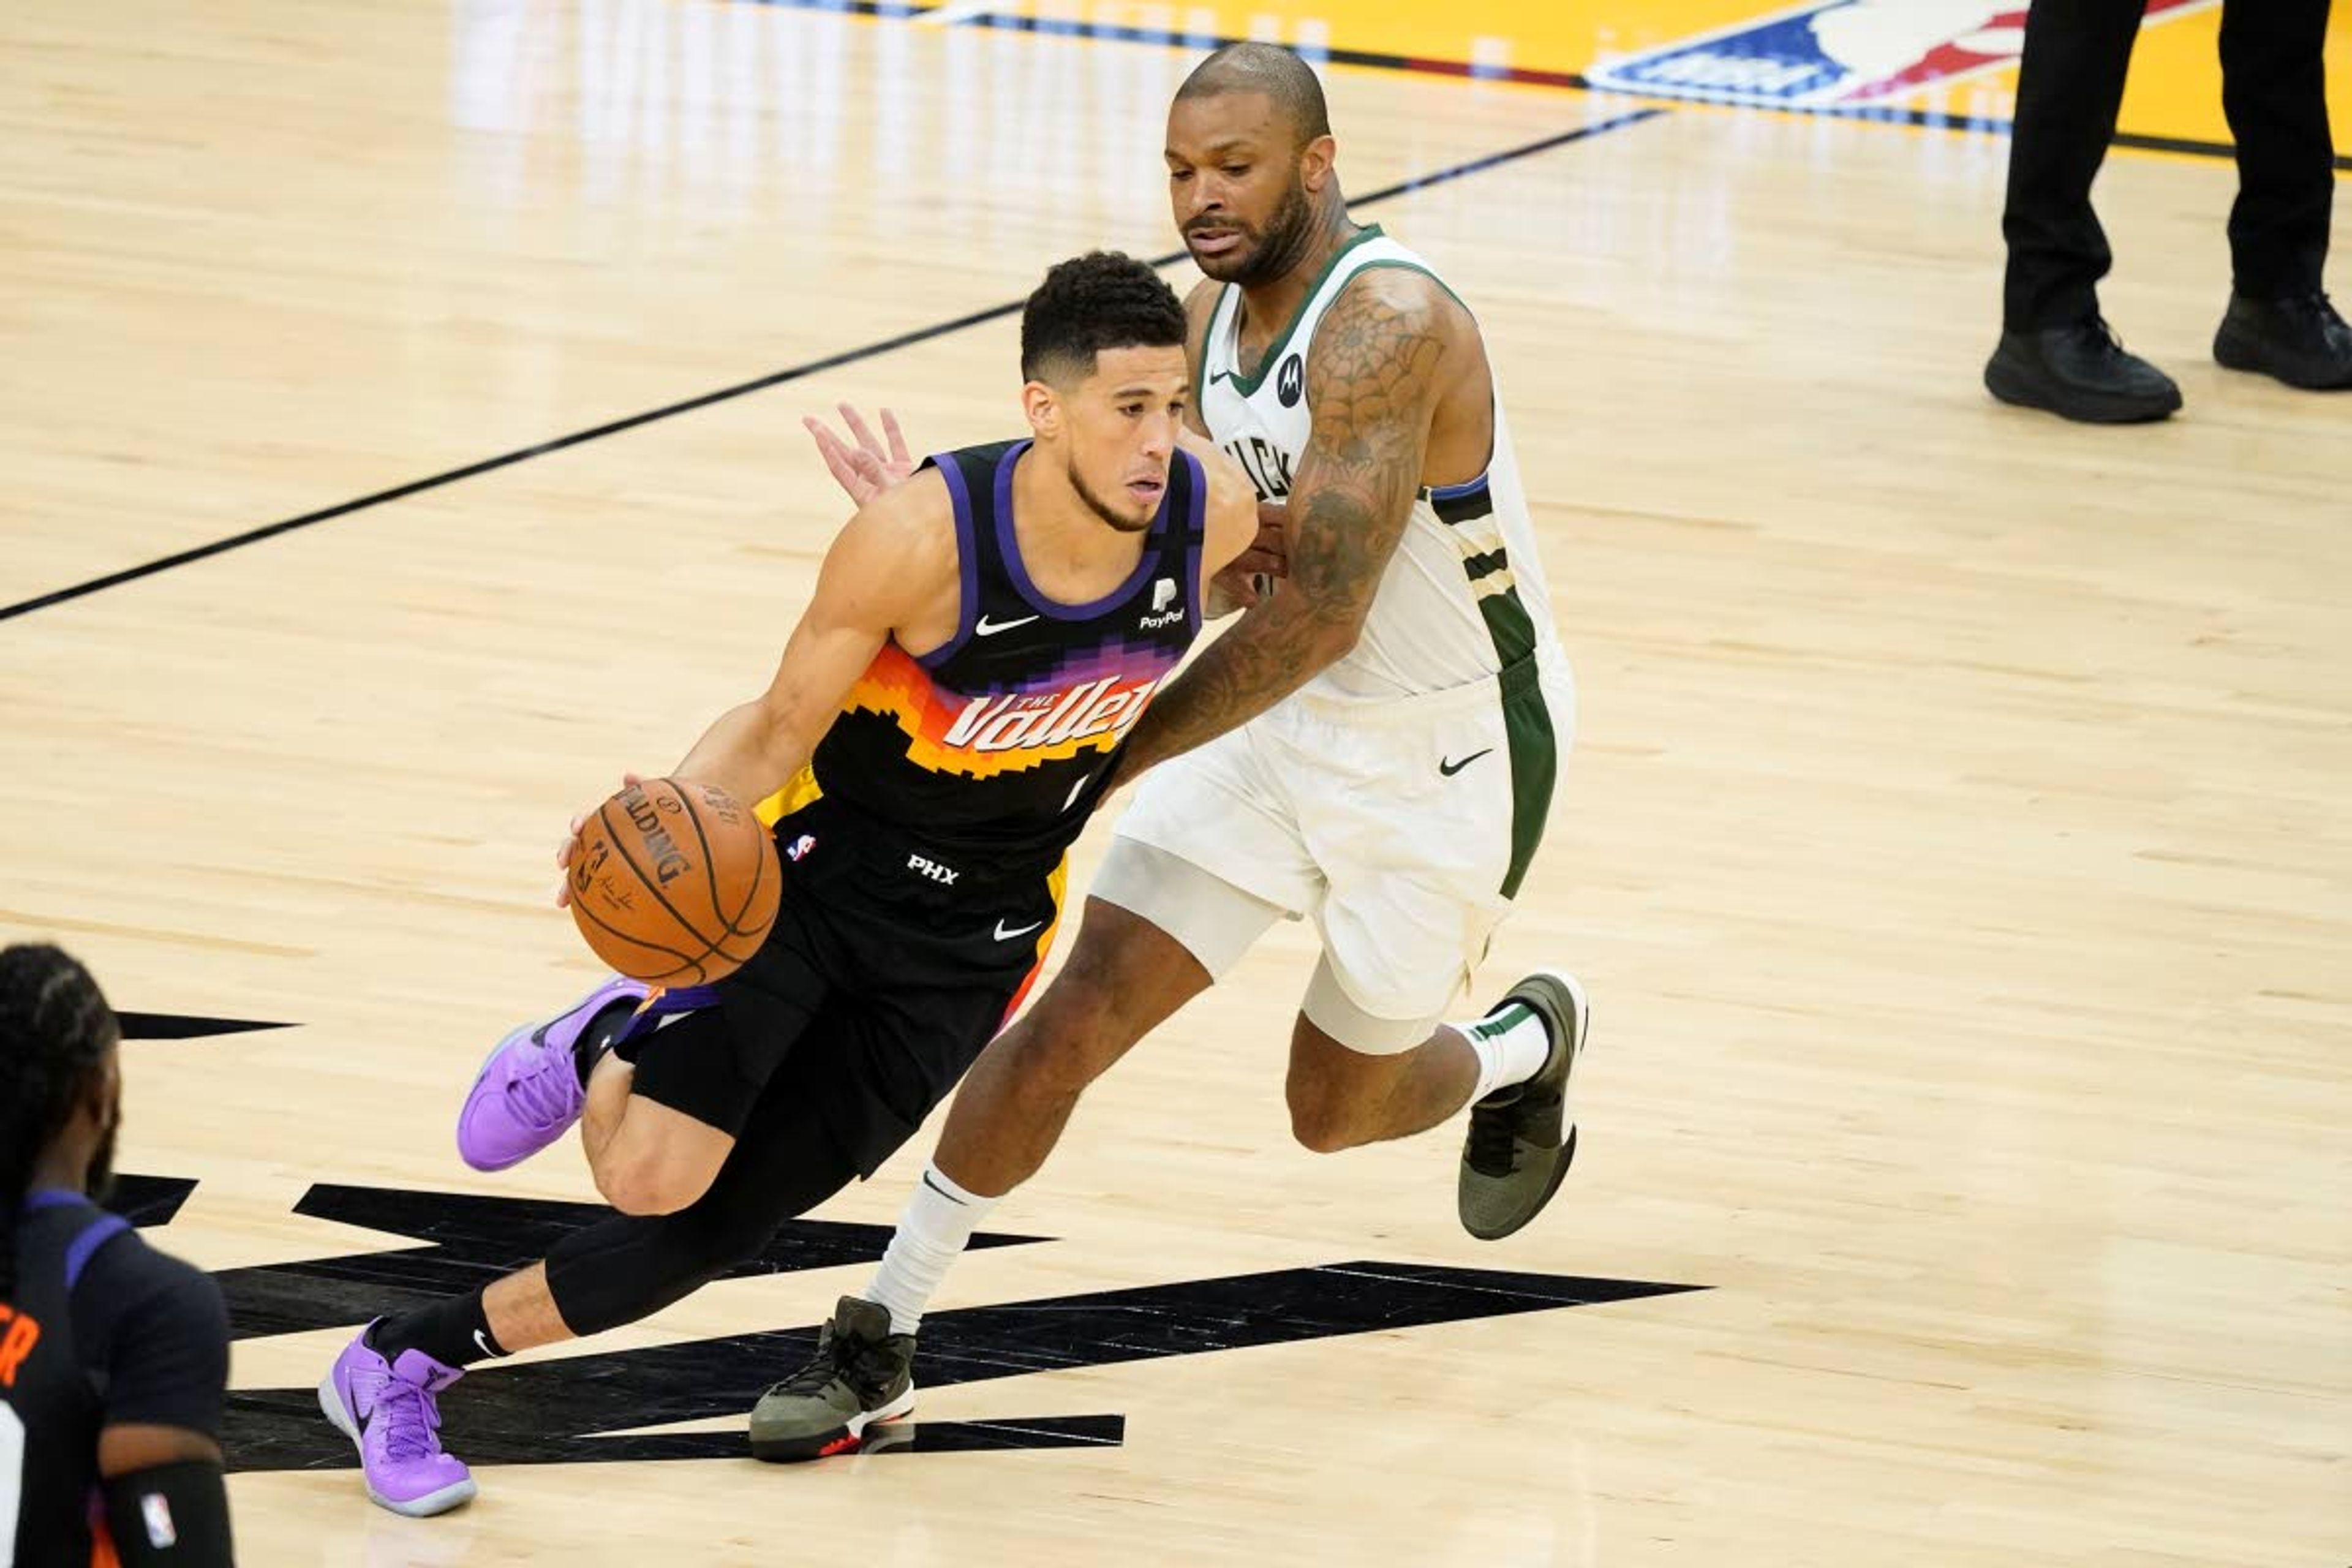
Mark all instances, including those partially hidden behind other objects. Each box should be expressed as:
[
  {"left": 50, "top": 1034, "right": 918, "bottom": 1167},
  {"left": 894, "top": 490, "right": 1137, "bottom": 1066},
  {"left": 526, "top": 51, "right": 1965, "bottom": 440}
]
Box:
[
  {"left": 1986, "top": 0, "right": 2350, "bottom": 417},
  {"left": 2003, "top": 0, "right": 2335, "bottom": 330}
]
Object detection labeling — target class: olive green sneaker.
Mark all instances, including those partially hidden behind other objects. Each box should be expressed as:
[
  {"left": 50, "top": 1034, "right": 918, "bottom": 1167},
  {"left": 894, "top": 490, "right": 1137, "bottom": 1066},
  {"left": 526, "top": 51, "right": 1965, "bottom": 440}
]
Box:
[
  {"left": 747, "top": 1296, "right": 916, "bottom": 1463},
  {"left": 1457, "top": 970, "right": 1589, "bottom": 1240}
]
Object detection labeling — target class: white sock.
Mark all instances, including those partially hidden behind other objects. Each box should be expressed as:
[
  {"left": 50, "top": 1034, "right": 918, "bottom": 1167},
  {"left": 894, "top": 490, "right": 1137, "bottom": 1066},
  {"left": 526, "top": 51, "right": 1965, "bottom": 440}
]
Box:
[
  {"left": 1456, "top": 998, "right": 1553, "bottom": 1104},
  {"left": 864, "top": 1161, "right": 997, "bottom": 1336}
]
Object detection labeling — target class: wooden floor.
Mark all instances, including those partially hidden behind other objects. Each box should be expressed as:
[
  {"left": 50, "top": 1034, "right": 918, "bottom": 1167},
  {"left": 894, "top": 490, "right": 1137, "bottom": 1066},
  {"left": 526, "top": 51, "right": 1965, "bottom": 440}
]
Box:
[{"left": 4, "top": 2, "right": 2349, "bottom": 1564}]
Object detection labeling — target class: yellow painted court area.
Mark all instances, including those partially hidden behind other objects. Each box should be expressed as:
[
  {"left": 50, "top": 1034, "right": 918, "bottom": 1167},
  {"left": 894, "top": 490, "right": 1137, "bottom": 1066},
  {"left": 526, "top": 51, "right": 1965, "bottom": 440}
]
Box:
[{"left": 998, "top": 0, "right": 2352, "bottom": 148}]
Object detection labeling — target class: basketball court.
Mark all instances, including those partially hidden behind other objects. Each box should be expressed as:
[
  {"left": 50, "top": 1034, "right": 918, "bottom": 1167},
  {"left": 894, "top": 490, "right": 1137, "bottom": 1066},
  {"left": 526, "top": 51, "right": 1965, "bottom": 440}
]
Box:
[{"left": 3, "top": 1, "right": 2347, "bottom": 1562}]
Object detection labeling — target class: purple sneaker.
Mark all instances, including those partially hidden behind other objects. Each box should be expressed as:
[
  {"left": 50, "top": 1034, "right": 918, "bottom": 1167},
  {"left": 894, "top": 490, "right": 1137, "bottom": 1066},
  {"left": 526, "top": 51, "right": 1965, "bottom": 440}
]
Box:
[
  {"left": 319, "top": 1327, "right": 476, "bottom": 1517},
  {"left": 455, "top": 977, "right": 649, "bottom": 1172}
]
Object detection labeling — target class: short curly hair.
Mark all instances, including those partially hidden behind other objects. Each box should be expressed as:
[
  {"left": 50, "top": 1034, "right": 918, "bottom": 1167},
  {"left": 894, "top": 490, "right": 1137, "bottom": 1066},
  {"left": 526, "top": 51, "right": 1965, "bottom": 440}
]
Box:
[{"left": 1020, "top": 251, "right": 1187, "bottom": 385}]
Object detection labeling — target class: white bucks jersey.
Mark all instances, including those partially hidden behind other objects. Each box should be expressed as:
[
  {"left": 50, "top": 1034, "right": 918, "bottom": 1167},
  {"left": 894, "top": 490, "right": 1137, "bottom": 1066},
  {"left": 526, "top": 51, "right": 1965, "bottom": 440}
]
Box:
[{"left": 1197, "top": 225, "right": 1558, "bottom": 703}]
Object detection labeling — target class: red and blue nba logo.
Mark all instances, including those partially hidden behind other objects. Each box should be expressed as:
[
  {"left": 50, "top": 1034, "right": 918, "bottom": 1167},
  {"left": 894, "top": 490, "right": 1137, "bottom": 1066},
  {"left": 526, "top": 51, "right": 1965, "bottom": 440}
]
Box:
[{"left": 1586, "top": 0, "right": 2214, "bottom": 110}]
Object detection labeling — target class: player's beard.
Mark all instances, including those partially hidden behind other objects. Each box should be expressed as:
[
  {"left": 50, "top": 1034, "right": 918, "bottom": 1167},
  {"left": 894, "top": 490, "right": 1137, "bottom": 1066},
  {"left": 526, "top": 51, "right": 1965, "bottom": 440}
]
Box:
[
  {"left": 1196, "top": 172, "right": 1317, "bottom": 287},
  {"left": 86, "top": 1093, "right": 120, "bottom": 1204},
  {"left": 1069, "top": 459, "right": 1155, "bottom": 534}
]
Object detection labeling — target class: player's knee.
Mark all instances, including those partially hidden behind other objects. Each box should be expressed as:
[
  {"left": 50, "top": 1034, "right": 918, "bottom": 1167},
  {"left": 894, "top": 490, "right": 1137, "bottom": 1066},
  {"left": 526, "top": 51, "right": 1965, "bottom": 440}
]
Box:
[
  {"left": 1284, "top": 1082, "right": 1363, "bottom": 1155},
  {"left": 596, "top": 1167, "right": 690, "bottom": 1217},
  {"left": 1287, "top": 1102, "right": 1358, "bottom": 1155},
  {"left": 594, "top": 1147, "right": 717, "bottom": 1217},
  {"left": 1284, "top": 1020, "right": 1399, "bottom": 1155}
]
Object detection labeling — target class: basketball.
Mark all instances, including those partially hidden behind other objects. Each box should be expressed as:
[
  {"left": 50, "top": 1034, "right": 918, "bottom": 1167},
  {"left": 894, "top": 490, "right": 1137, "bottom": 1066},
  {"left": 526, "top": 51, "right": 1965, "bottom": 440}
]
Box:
[{"left": 566, "top": 777, "right": 780, "bottom": 986}]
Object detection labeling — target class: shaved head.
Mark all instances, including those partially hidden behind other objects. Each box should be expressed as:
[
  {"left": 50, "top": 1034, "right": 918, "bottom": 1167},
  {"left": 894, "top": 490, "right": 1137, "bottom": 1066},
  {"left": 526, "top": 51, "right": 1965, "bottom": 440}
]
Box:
[{"left": 1174, "top": 42, "right": 1330, "bottom": 148}]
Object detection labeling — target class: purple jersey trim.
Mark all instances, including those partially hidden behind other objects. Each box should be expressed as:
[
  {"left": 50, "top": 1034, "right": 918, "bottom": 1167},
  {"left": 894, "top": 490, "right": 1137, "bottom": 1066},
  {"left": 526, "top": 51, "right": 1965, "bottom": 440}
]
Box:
[
  {"left": 64, "top": 1213, "right": 132, "bottom": 1291},
  {"left": 991, "top": 441, "right": 1166, "bottom": 620},
  {"left": 916, "top": 452, "right": 985, "bottom": 670}
]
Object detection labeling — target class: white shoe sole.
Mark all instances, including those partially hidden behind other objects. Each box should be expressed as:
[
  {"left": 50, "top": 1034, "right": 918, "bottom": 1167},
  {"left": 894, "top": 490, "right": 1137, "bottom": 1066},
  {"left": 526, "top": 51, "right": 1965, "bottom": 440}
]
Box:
[{"left": 318, "top": 1373, "right": 480, "bottom": 1518}]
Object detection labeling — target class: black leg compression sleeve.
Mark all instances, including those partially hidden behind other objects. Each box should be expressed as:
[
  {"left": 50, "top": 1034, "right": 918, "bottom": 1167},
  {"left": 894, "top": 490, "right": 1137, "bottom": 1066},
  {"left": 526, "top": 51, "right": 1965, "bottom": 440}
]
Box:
[
  {"left": 104, "top": 1459, "right": 235, "bottom": 1567},
  {"left": 545, "top": 1090, "right": 860, "bottom": 1337}
]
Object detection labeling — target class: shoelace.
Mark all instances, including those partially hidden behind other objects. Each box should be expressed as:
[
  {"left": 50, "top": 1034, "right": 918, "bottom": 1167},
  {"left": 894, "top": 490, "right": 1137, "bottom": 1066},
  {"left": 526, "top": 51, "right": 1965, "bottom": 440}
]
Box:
[
  {"left": 507, "top": 1041, "right": 582, "bottom": 1127},
  {"left": 767, "top": 1327, "right": 897, "bottom": 1403},
  {"left": 2073, "top": 315, "right": 2131, "bottom": 357},
  {"left": 366, "top": 1370, "right": 444, "bottom": 1463},
  {"left": 769, "top": 1329, "right": 850, "bottom": 1400}
]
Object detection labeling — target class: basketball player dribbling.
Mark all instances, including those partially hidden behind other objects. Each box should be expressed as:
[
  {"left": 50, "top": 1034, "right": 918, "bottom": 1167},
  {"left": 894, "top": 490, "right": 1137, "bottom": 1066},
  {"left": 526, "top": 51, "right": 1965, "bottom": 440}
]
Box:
[
  {"left": 313, "top": 253, "right": 1262, "bottom": 1516},
  {"left": 747, "top": 42, "right": 1588, "bottom": 1461}
]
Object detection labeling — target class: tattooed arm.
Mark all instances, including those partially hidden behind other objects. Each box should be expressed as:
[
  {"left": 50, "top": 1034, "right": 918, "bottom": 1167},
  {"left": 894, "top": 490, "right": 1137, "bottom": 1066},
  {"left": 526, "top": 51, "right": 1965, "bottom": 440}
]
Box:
[{"left": 1115, "top": 268, "right": 1453, "bottom": 779}]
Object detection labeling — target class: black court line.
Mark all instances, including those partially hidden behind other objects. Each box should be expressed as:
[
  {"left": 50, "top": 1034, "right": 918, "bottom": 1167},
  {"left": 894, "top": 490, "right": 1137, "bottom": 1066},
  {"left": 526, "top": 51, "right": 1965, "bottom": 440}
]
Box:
[
  {"left": 0, "top": 107, "right": 1665, "bottom": 624},
  {"left": 0, "top": 295, "right": 1032, "bottom": 625},
  {"left": 1754, "top": 96, "right": 2351, "bottom": 170},
  {"left": 2117, "top": 128, "right": 2352, "bottom": 168}
]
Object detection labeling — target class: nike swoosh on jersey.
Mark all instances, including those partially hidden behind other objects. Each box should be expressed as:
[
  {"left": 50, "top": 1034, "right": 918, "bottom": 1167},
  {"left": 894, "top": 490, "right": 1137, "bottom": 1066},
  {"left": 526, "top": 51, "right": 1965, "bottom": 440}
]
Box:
[
  {"left": 975, "top": 614, "right": 1041, "bottom": 636},
  {"left": 994, "top": 919, "right": 1045, "bottom": 941},
  {"left": 1438, "top": 748, "right": 1494, "bottom": 777}
]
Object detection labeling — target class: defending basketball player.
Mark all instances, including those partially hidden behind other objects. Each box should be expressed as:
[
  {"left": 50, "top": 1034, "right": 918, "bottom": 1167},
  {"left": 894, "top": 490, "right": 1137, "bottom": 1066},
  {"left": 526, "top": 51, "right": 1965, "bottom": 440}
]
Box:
[
  {"left": 747, "top": 42, "right": 1586, "bottom": 1461},
  {"left": 315, "top": 252, "right": 1261, "bottom": 1515},
  {"left": 2, "top": 944, "right": 237, "bottom": 1566}
]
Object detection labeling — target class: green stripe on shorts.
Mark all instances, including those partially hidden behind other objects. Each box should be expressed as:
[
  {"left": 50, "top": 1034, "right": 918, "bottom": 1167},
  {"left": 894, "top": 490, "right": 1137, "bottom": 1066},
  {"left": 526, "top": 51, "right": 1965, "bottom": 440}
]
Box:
[{"left": 1496, "top": 655, "right": 1556, "bottom": 900}]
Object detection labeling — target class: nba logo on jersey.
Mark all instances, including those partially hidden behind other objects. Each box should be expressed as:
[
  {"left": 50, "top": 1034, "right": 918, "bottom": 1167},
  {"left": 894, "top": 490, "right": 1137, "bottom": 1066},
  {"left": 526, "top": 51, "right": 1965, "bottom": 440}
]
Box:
[
  {"left": 785, "top": 834, "right": 816, "bottom": 862},
  {"left": 140, "top": 1492, "right": 179, "bottom": 1549},
  {"left": 1585, "top": 0, "right": 2212, "bottom": 110}
]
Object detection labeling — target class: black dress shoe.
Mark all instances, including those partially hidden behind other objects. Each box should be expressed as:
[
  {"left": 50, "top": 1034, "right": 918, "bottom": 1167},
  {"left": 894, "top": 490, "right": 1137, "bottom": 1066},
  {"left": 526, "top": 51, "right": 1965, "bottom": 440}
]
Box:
[
  {"left": 2213, "top": 292, "right": 2352, "bottom": 390},
  {"left": 1984, "top": 316, "right": 2182, "bottom": 423}
]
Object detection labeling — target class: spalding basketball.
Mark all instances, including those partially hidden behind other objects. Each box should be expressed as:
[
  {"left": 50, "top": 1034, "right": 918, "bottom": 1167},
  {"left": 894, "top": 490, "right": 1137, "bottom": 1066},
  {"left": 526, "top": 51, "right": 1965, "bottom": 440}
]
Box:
[{"left": 567, "top": 777, "right": 780, "bottom": 986}]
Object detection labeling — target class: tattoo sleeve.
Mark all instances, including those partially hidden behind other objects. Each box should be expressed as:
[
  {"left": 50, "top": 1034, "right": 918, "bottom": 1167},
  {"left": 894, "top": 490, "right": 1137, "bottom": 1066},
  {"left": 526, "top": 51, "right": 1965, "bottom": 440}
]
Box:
[{"left": 1117, "top": 276, "right": 1446, "bottom": 779}]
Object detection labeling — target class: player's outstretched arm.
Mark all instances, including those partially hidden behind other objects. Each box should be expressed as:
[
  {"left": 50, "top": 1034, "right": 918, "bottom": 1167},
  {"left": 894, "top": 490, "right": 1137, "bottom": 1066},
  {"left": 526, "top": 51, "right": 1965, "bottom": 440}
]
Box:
[
  {"left": 671, "top": 475, "right": 949, "bottom": 806},
  {"left": 1116, "top": 270, "right": 1451, "bottom": 779}
]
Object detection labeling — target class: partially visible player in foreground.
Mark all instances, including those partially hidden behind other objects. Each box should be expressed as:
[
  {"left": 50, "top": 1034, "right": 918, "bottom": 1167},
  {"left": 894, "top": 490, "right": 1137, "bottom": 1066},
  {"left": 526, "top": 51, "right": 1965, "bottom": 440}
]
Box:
[
  {"left": 3, "top": 943, "right": 236, "bottom": 1566},
  {"left": 748, "top": 42, "right": 1587, "bottom": 1463},
  {"left": 315, "top": 252, "right": 1261, "bottom": 1515}
]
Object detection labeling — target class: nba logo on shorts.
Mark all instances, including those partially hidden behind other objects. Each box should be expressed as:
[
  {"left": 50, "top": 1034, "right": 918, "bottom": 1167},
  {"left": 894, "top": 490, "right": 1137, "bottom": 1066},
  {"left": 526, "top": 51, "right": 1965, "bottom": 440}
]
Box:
[
  {"left": 785, "top": 834, "right": 816, "bottom": 862},
  {"left": 1585, "top": 0, "right": 2212, "bottom": 110}
]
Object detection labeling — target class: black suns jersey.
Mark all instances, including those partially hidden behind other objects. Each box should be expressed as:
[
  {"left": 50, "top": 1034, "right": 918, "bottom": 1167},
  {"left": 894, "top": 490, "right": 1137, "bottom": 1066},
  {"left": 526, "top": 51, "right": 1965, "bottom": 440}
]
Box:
[
  {"left": 787, "top": 438, "right": 1207, "bottom": 875},
  {"left": 5, "top": 1190, "right": 228, "bottom": 1567}
]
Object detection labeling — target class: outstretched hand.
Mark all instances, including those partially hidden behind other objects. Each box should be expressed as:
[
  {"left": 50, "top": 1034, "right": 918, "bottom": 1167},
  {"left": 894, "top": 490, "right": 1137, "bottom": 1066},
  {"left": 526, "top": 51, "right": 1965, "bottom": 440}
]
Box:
[{"left": 805, "top": 403, "right": 916, "bottom": 507}]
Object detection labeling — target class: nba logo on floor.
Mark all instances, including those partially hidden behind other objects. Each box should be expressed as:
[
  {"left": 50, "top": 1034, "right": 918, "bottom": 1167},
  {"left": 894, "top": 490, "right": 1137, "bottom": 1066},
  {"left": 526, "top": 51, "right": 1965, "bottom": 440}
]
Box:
[{"left": 1585, "top": 0, "right": 2214, "bottom": 110}]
